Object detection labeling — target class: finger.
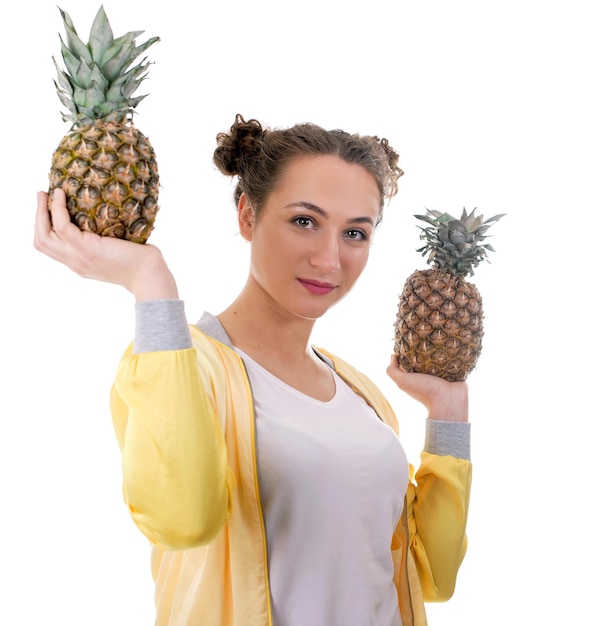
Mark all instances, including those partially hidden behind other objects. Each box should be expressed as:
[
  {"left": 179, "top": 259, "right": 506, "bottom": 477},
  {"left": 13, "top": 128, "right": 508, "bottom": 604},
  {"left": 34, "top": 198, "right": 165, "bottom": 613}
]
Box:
[
  {"left": 34, "top": 191, "right": 53, "bottom": 250},
  {"left": 387, "top": 354, "right": 405, "bottom": 376},
  {"left": 34, "top": 189, "right": 78, "bottom": 262},
  {"left": 48, "top": 188, "right": 73, "bottom": 233}
]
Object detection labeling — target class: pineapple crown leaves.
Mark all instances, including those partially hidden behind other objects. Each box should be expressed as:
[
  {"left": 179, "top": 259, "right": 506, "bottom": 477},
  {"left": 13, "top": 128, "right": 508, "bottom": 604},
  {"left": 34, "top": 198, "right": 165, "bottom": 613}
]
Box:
[
  {"left": 53, "top": 5, "right": 160, "bottom": 127},
  {"left": 415, "top": 207, "right": 505, "bottom": 277}
]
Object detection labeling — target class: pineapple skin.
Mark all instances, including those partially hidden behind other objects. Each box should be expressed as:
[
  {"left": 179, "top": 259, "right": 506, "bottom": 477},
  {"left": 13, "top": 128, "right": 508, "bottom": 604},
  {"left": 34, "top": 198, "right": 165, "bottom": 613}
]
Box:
[
  {"left": 48, "top": 120, "right": 159, "bottom": 244},
  {"left": 393, "top": 268, "right": 484, "bottom": 382}
]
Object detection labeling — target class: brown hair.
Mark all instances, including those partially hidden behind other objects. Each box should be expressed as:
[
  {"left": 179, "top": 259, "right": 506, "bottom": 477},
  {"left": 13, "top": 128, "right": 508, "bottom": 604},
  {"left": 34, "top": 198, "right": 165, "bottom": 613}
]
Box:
[{"left": 213, "top": 114, "right": 403, "bottom": 224}]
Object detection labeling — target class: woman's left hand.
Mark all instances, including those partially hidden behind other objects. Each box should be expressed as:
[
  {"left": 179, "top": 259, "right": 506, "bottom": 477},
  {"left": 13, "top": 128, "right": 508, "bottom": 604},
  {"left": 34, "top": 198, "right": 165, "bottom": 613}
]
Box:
[{"left": 386, "top": 355, "right": 468, "bottom": 422}]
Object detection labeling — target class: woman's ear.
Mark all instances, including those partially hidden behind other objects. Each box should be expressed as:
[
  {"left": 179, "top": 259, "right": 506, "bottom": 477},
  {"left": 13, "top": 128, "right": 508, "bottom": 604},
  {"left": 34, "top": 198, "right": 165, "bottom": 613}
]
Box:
[{"left": 238, "top": 193, "right": 254, "bottom": 242}]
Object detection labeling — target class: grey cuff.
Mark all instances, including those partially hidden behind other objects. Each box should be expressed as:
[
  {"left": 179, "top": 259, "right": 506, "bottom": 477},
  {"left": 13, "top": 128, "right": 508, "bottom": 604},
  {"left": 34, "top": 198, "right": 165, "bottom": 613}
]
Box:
[
  {"left": 424, "top": 419, "right": 471, "bottom": 460},
  {"left": 133, "top": 299, "right": 193, "bottom": 354}
]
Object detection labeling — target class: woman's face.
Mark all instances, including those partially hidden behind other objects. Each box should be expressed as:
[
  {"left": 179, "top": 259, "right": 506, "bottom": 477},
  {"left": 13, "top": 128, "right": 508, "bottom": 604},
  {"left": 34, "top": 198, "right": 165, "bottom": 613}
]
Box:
[{"left": 238, "top": 154, "right": 381, "bottom": 321}]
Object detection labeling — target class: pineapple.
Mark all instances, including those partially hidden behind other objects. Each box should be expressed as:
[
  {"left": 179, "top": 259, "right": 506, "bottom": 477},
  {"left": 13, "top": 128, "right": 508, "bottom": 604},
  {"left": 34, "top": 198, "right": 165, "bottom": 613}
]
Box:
[
  {"left": 393, "top": 208, "right": 504, "bottom": 382},
  {"left": 48, "top": 6, "right": 160, "bottom": 243}
]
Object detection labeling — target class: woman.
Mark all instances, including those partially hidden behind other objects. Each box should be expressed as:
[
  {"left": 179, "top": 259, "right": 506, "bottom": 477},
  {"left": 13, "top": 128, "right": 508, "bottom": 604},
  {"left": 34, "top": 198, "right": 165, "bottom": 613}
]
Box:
[{"left": 34, "top": 115, "right": 472, "bottom": 626}]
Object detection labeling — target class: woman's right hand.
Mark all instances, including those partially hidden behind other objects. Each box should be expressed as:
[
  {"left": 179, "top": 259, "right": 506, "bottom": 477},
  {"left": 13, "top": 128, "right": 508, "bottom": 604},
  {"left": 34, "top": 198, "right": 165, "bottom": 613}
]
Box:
[
  {"left": 34, "top": 189, "right": 179, "bottom": 301},
  {"left": 386, "top": 355, "right": 469, "bottom": 423}
]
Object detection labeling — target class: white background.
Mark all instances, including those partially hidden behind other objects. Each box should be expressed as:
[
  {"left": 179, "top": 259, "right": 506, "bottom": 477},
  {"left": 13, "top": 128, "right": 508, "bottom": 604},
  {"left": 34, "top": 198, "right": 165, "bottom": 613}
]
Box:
[{"left": 2, "top": 0, "right": 597, "bottom": 624}]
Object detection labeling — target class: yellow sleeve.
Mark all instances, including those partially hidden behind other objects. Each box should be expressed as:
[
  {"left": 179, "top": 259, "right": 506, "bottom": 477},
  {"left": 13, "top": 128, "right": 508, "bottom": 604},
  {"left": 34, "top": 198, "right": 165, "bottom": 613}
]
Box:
[
  {"left": 406, "top": 451, "right": 472, "bottom": 601},
  {"left": 109, "top": 344, "right": 233, "bottom": 551}
]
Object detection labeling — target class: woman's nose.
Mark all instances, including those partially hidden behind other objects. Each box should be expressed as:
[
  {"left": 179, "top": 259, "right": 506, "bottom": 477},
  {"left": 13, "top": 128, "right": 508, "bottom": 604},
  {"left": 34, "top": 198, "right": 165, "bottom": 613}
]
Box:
[{"left": 309, "top": 233, "right": 341, "bottom": 272}]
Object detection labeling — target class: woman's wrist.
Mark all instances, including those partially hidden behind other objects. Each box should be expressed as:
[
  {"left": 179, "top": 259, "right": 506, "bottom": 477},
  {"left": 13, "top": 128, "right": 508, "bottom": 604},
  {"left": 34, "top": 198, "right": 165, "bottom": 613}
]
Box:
[
  {"left": 130, "top": 250, "right": 179, "bottom": 301},
  {"left": 426, "top": 381, "right": 469, "bottom": 423}
]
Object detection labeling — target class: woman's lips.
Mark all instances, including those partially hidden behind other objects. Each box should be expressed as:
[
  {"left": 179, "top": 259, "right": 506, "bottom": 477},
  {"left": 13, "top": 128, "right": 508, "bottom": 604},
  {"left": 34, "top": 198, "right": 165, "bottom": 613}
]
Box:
[{"left": 297, "top": 278, "right": 336, "bottom": 295}]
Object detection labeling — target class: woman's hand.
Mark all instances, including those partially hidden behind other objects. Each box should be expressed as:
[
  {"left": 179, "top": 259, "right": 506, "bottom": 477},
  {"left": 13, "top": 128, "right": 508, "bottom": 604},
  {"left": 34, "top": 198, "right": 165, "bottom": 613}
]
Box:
[
  {"left": 386, "top": 355, "right": 469, "bottom": 422},
  {"left": 34, "top": 189, "right": 178, "bottom": 301}
]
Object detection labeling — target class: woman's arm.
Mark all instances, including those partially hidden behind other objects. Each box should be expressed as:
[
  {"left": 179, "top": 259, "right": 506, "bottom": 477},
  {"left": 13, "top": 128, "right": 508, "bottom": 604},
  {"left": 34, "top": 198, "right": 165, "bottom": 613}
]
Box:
[
  {"left": 111, "top": 341, "right": 233, "bottom": 550},
  {"left": 387, "top": 356, "right": 472, "bottom": 601},
  {"left": 35, "top": 190, "right": 233, "bottom": 549}
]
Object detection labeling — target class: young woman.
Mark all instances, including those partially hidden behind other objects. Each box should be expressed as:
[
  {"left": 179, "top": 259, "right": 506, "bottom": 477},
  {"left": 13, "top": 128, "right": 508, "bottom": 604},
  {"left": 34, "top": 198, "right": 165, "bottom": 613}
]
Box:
[{"left": 34, "top": 115, "right": 472, "bottom": 626}]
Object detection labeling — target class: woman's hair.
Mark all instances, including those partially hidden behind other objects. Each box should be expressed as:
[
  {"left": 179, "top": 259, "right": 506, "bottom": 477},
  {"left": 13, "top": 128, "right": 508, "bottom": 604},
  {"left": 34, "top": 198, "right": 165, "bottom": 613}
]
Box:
[{"left": 213, "top": 114, "right": 404, "bottom": 224}]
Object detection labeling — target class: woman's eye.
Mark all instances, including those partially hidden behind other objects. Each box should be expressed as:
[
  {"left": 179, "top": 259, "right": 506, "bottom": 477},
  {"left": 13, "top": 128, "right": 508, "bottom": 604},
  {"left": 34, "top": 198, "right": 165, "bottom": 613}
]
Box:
[
  {"left": 345, "top": 229, "right": 368, "bottom": 241},
  {"left": 294, "top": 216, "right": 315, "bottom": 229}
]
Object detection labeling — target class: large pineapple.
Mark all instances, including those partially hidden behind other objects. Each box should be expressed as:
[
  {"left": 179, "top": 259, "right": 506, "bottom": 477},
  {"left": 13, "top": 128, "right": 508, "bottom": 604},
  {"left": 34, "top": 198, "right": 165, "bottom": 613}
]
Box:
[
  {"left": 48, "top": 6, "right": 160, "bottom": 243},
  {"left": 393, "top": 208, "right": 504, "bottom": 382}
]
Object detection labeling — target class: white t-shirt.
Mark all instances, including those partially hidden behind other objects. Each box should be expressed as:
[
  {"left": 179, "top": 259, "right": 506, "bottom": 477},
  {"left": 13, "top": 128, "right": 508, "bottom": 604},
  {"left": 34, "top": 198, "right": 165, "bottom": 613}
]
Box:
[{"left": 236, "top": 348, "right": 409, "bottom": 626}]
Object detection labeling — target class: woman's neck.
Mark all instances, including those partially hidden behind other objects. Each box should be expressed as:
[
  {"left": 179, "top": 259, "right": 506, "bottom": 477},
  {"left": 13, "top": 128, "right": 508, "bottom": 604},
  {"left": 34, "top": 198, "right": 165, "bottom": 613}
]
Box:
[
  {"left": 218, "top": 289, "right": 336, "bottom": 401},
  {"left": 217, "top": 288, "right": 316, "bottom": 361}
]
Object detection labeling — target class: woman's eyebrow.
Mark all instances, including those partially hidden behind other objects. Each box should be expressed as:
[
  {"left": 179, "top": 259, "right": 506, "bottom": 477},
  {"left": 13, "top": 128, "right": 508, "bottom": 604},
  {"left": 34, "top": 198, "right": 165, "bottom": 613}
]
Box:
[
  {"left": 284, "top": 201, "right": 326, "bottom": 215},
  {"left": 284, "top": 201, "right": 375, "bottom": 225}
]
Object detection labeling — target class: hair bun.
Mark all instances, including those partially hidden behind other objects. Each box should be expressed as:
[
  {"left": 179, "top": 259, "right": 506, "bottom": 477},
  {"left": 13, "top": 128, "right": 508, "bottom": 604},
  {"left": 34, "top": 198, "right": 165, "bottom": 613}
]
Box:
[{"left": 213, "top": 114, "right": 265, "bottom": 177}]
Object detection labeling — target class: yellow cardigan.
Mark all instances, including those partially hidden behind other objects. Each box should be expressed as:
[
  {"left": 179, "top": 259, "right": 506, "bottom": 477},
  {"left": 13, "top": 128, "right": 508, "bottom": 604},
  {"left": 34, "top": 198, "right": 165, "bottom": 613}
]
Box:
[{"left": 110, "top": 324, "right": 472, "bottom": 626}]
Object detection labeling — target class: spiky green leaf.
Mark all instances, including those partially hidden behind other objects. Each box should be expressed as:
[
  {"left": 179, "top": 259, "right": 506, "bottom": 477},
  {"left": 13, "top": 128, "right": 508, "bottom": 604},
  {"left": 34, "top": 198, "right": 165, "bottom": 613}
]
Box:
[
  {"left": 413, "top": 207, "right": 505, "bottom": 276},
  {"left": 53, "top": 79, "right": 77, "bottom": 114},
  {"left": 88, "top": 6, "right": 114, "bottom": 63},
  {"left": 101, "top": 40, "right": 137, "bottom": 80},
  {"left": 58, "top": 7, "right": 92, "bottom": 64},
  {"left": 58, "top": 36, "right": 82, "bottom": 78},
  {"left": 53, "top": 5, "right": 159, "bottom": 125},
  {"left": 52, "top": 57, "right": 73, "bottom": 94}
]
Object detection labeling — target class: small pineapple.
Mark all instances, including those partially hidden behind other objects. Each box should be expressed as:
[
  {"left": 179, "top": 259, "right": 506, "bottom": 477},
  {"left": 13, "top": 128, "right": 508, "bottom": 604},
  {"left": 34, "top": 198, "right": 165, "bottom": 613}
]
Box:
[
  {"left": 48, "top": 6, "right": 160, "bottom": 243},
  {"left": 393, "top": 208, "right": 504, "bottom": 382}
]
